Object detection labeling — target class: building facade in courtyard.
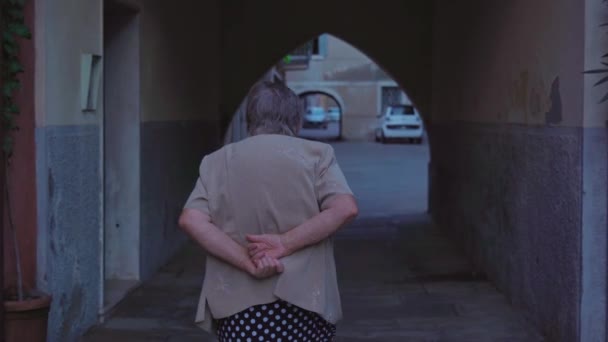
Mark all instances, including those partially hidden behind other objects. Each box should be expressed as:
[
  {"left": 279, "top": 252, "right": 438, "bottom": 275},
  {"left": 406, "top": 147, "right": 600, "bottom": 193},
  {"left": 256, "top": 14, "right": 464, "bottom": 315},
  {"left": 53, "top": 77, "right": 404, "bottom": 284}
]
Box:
[{"left": 286, "top": 34, "right": 410, "bottom": 141}]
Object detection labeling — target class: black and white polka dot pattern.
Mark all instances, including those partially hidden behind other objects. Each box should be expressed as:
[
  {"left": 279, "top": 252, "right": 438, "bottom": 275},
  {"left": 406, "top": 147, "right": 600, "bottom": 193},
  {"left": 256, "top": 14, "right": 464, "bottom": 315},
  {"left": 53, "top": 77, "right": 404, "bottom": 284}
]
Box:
[{"left": 216, "top": 300, "right": 336, "bottom": 342}]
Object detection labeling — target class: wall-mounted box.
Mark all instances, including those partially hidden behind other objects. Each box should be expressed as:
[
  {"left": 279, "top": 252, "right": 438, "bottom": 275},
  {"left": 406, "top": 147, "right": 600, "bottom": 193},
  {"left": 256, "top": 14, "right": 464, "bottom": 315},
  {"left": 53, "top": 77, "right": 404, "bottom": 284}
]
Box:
[{"left": 81, "top": 53, "right": 102, "bottom": 112}]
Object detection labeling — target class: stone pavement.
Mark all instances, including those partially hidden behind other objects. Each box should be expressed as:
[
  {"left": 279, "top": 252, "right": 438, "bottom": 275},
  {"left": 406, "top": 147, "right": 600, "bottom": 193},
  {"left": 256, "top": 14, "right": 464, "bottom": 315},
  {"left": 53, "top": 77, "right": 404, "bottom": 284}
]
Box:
[
  {"left": 331, "top": 141, "right": 430, "bottom": 217},
  {"left": 81, "top": 214, "right": 544, "bottom": 341}
]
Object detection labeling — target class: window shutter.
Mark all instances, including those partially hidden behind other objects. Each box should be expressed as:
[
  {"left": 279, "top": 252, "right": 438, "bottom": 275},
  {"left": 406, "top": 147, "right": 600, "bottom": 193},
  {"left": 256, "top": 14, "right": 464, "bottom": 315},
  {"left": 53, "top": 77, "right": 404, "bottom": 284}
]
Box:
[{"left": 318, "top": 34, "right": 328, "bottom": 57}]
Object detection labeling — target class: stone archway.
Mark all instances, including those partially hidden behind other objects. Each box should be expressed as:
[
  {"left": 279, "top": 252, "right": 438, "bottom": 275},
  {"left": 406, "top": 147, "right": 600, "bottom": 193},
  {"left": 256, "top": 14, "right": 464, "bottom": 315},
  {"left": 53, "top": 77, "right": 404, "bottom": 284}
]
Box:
[
  {"left": 219, "top": 1, "right": 433, "bottom": 129},
  {"left": 295, "top": 88, "right": 346, "bottom": 140}
]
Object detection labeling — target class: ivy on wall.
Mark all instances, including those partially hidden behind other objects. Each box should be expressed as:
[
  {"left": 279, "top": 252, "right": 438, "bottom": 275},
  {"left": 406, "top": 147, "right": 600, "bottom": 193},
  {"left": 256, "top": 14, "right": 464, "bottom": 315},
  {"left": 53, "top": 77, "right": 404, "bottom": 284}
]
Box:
[
  {"left": 585, "top": 22, "right": 608, "bottom": 104},
  {"left": 585, "top": 0, "right": 608, "bottom": 103},
  {"left": 0, "top": 0, "right": 30, "bottom": 301},
  {"left": 1, "top": 0, "right": 31, "bottom": 157}
]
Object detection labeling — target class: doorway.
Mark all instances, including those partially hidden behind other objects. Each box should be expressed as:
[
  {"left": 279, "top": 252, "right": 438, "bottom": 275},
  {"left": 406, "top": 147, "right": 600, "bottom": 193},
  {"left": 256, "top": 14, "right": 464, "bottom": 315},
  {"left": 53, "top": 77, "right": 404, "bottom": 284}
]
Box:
[{"left": 102, "top": 0, "right": 141, "bottom": 315}]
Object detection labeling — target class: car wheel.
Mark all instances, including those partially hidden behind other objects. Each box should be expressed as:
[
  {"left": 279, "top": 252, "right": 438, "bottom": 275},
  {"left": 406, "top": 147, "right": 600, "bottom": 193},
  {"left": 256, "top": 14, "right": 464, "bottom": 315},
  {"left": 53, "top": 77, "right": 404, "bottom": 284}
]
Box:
[
  {"left": 417, "top": 137, "right": 423, "bottom": 144},
  {"left": 381, "top": 132, "right": 387, "bottom": 144}
]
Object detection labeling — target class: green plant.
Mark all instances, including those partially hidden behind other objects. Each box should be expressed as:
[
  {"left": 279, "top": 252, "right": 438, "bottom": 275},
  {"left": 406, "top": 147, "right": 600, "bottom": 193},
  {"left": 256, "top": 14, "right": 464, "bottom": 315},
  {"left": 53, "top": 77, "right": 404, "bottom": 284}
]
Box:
[
  {"left": 585, "top": 22, "right": 608, "bottom": 103},
  {"left": 1, "top": 0, "right": 31, "bottom": 301},
  {"left": 2, "top": 0, "right": 31, "bottom": 154}
]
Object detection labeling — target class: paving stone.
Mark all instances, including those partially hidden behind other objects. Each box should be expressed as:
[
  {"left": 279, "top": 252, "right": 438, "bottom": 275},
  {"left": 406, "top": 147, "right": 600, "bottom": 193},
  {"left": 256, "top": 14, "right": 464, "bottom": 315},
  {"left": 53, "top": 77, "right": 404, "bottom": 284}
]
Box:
[
  {"left": 80, "top": 329, "right": 168, "bottom": 342},
  {"left": 165, "top": 332, "right": 216, "bottom": 342},
  {"left": 103, "top": 318, "right": 168, "bottom": 331}
]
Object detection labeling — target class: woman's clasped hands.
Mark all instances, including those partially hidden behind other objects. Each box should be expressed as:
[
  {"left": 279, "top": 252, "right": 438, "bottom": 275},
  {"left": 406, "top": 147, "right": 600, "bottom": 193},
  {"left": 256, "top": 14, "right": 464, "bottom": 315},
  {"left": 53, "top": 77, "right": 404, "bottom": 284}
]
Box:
[{"left": 245, "top": 234, "right": 288, "bottom": 280}]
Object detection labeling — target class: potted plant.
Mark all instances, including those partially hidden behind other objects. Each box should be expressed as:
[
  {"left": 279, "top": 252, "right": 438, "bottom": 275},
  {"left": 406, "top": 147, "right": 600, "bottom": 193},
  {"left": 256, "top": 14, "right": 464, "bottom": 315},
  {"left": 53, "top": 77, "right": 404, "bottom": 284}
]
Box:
[{"left": 1, "top": 0, "right": 52, "bottom": 341}]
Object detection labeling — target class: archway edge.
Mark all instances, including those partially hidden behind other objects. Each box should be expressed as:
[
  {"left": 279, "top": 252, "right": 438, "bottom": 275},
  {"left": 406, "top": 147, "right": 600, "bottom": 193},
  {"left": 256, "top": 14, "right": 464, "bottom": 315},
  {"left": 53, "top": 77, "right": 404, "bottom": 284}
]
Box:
[
  {"left": 225, "top": 31, "right": 427, "bottom": 120},
  {"left": 219, "top": 1, "right": 433, "bottom": 130}
]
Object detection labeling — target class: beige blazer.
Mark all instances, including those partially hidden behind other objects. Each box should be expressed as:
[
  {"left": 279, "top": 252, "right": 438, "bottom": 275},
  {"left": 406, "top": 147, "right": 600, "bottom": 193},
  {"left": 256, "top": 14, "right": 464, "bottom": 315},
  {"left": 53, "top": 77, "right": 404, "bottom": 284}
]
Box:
[{"left": 183, "top": 134, "right": 353, "bottom": 332}]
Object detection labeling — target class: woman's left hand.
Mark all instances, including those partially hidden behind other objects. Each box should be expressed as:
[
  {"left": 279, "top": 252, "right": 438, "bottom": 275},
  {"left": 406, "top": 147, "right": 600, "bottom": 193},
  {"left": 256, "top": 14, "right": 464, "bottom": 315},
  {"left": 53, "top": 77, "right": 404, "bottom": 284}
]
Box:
[{"left": 247, "top": 234, "right": 288, "bottom": 261}]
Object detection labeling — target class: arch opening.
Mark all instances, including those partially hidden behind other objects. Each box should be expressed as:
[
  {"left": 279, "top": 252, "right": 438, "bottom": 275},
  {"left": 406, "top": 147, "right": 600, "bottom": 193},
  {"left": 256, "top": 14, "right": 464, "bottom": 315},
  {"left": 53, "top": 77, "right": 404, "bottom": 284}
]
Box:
[
  {"left": 297, "top": 90, "right": 343, "bottom": 141},
  {"left": 221, "top": 28, "right": 431, "bottom": 136},
  {"left": 225, "top": 32, "right": 431, "bottom": 220}
]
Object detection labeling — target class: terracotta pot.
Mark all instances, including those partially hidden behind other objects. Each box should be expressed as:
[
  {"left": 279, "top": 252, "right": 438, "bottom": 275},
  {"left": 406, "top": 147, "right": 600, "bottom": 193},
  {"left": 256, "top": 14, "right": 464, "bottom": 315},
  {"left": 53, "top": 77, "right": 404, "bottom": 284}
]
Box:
[{"left": 4, "top": 293, "right": 52, "bottom": 342}]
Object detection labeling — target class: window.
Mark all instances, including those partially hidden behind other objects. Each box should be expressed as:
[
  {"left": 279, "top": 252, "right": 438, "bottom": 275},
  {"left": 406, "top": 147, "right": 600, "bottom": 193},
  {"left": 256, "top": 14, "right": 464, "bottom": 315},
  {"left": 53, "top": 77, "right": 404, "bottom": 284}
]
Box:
[
  {"left": 311, "top": 34, "right": 328, "bottom": 59},
  {"left": 380, "top": 86, "right": 407, "bottom": 114},
  {"left": 312, "top": 37, "right": 320, "bottom": 55},
  {"left": 389, "top": 105, "right": 415, "bottom": 115}
]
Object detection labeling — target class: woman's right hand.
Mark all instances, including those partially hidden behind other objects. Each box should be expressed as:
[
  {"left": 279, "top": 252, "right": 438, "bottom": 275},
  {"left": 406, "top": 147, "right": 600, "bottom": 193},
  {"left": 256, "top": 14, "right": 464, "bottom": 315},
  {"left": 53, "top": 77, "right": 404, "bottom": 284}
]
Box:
[{"left": 248, "top": 256, "right": 284, "bottom": 279}]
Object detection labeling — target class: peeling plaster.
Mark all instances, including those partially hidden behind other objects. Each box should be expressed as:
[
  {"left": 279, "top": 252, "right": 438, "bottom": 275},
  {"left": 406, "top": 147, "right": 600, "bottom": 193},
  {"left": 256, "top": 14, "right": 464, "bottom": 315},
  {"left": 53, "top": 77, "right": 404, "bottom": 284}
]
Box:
[
  {"left": 508, "top": 69, "right": 551, "bottom": 125},
  {"left": 545, "top": 77, "right": 563, "bottom": 124}
]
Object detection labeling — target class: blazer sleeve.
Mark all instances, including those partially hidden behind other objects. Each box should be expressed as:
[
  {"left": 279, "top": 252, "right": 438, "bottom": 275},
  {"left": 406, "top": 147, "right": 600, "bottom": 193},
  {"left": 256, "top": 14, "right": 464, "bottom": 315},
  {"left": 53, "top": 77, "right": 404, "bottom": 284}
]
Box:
[
  {"left": 315, "top": 145, "right": 354, "bottom": 208},
  {"left": 184, "top": 156, "right": 211, "bottom": 215}
]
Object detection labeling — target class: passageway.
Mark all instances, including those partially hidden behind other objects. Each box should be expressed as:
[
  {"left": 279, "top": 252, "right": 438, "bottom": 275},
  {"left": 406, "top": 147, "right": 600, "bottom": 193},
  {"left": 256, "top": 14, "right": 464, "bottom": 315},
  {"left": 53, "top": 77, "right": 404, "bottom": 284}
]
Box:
[
  {"left": 33, "top": 1, "right": 604, "bottom": 341},
  {"left": 82, "top": 143, "right": 543, "bottom": 341}
]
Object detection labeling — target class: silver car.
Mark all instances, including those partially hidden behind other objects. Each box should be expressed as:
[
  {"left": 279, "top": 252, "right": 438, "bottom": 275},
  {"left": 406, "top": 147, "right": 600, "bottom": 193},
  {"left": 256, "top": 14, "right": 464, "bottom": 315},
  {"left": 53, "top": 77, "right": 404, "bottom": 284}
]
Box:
[{"left": 303, "top": 106, "right": 329, "bottom": 129}]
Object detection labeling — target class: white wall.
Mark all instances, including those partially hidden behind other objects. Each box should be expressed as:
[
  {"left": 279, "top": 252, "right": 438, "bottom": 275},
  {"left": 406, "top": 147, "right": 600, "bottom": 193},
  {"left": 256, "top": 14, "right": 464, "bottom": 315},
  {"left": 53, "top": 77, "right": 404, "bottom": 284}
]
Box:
[{"left": 103, "top": 4, "right": 141, "bottom": 282}]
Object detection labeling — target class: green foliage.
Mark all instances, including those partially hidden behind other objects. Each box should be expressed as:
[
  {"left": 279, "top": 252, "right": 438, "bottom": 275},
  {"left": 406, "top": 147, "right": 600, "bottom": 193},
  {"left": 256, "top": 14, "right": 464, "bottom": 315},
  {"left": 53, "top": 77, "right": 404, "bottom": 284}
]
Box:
[
  {"left": 1, "top": 0, "right": 29, "bottom": 301},
  {"left": 585, "top": 23, "right": 608, "bottom": 103},
  {"left": 1, "top": 0, "right": 30, "bottom": 158}
]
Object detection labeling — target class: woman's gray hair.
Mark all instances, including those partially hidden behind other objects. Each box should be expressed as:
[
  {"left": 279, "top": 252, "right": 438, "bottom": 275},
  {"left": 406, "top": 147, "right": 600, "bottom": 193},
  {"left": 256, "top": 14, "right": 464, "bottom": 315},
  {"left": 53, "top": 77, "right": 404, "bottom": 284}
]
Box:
[{"left": 246, "top": 80, "right": 303, "bottom": 137}]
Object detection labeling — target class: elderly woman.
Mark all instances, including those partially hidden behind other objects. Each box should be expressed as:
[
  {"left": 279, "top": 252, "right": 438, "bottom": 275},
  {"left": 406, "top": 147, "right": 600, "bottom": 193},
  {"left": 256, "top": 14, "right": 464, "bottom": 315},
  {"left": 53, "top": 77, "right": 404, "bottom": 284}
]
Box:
[{"left": 179, "top": 80, "right": 358, "bottom": 342}]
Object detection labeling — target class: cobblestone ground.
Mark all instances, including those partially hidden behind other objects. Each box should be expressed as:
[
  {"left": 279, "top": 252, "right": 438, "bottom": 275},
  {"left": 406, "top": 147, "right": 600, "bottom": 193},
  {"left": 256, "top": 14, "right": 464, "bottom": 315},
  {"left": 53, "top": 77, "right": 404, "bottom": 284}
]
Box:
[
  {"left": 298, "top": 121, "right": 341, "bottom": 141},
  {"left": 81, "top": 141, "right": 544, "bottom": 341}
]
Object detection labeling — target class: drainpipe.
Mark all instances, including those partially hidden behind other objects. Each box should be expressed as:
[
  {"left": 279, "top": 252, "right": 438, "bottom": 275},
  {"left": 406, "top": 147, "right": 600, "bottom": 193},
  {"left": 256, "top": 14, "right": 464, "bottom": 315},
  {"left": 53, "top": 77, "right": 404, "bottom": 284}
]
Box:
[
  {"left": 0, "top": 145, "right": 4, "bottom": 342},
  {"left": 0, "top": 2, "right": 5, "bottom": 338}
]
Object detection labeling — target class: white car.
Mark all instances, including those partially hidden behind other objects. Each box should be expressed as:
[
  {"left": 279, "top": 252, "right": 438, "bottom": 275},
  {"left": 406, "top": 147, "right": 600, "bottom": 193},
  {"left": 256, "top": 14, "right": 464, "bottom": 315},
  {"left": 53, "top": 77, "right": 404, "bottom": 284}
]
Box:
[
  {"left": 304, "top": 106, "right": 329, "bottom": 129},
  {"left": 327, "top": 107, "right": 341, "bottom": 122},
  {"left": 375, "top": 104, "right": 424, "bottom": 144}
]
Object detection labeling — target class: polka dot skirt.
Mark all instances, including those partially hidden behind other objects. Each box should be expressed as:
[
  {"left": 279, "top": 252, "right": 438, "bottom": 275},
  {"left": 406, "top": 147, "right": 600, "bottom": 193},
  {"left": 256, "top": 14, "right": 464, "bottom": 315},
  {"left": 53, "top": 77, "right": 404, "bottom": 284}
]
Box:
[{"left": 216, "top": 300, "right": 336, "bottom": 342}]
